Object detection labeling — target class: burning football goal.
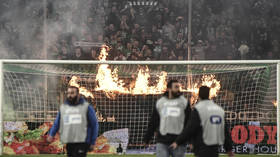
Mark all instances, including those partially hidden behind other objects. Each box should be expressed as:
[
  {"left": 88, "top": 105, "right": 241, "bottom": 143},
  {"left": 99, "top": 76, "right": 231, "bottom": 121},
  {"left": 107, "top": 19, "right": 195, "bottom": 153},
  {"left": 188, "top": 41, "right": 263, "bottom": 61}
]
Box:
[{"left": 0, "top": 58, "right": 279, "bottom": 155}]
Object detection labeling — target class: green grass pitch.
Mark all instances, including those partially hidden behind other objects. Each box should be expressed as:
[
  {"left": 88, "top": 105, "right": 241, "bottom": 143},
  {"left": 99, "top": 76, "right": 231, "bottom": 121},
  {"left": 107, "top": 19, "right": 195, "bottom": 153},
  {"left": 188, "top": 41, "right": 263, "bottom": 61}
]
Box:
[{"left": 0, "top": 154, "right": 280, "bottom": 157}]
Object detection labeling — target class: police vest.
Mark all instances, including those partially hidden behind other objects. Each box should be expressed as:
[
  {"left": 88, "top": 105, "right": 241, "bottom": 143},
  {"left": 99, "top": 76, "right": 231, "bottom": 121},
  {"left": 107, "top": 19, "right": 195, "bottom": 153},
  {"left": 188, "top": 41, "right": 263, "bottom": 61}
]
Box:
[
  {"left": 59, "top": 101, "right": 89, "bottom": 144},
  {"left": 156, "top": 95, "right": 188, "bottom": 135},
  {"left": 195, "top": 100, "right": 225, "bottom": 145}
]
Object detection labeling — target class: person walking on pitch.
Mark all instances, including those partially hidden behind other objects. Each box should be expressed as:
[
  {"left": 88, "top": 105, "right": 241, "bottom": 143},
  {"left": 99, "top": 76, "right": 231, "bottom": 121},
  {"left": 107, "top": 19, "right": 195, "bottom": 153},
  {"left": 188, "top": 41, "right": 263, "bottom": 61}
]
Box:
[
  {"left": 47, "top": 86, "right": 99, "bottom": 157},
  {"left": 170, "top": 86, "right": 234, "bottom": 157},
  {"left": 144, "top": 80, "right": 191, "bottom": 157}
]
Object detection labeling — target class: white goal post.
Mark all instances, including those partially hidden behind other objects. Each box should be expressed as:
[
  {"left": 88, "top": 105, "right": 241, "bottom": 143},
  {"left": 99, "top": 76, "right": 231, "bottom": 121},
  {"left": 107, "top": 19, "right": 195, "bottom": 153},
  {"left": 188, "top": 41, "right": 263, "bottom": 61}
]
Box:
[{"left": 0, "top": 59, "right": 279, "bottom": 155}]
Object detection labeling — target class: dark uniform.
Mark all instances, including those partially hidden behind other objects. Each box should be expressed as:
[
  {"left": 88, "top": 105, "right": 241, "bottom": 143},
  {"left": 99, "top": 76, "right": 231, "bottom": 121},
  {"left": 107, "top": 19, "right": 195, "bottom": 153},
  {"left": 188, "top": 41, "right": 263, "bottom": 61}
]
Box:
[
  {"left": 144, "top": 93, "right": 191, "bottom": 157},
  {"left": 175, "top": 99, "right": 232, "bottom": 157},
  {"left": 49, "top": 98, "right": 99, "bottom": 157}
]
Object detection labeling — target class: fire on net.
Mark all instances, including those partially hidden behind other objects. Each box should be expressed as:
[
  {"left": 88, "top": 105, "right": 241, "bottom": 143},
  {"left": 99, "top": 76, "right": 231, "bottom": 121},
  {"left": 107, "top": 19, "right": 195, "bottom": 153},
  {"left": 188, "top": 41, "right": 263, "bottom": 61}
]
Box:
[{"left": 69, "top": 45, "right": 221, "bottom": 101}]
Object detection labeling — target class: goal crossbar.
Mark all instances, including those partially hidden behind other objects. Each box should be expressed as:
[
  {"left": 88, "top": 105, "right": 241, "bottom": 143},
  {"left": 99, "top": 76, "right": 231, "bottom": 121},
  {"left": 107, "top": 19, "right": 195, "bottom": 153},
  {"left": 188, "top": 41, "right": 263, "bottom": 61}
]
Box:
[{"left": 1, "top": 59, "right": 280, "bottom": 65}]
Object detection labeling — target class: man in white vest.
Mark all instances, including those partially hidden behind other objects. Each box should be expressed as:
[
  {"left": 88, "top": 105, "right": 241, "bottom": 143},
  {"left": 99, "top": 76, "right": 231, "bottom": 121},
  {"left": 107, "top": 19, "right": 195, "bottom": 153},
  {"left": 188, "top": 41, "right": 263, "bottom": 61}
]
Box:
[
  {"left": 47, "top": 86, "right": 99, "bottom": 157},
  {"left": 144, "top": 80, "right": 191, "bottom": 157},
  {"left": 170, "top": 86, "right": 234, "bottom": 157}
]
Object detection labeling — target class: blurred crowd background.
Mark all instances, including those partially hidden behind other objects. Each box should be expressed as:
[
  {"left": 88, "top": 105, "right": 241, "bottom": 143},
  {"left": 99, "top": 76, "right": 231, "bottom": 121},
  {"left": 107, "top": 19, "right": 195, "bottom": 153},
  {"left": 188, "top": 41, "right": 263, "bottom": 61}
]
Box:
[{"left": 0, "top": 0, "right": 280, "bottom": 60}]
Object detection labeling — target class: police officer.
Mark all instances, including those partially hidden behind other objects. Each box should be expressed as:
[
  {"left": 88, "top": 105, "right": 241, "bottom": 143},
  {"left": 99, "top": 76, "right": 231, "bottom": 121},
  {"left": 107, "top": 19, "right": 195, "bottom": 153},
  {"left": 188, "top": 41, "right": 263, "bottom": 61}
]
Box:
[
  {"left": 144, "top": 80, "right": 191, "bottom": 157},
  {"left": 47, "top": 86, "right": 99, "bottom": 157},
  {"left": 170, "top": 86, "right": 234, "bottom": 157}
]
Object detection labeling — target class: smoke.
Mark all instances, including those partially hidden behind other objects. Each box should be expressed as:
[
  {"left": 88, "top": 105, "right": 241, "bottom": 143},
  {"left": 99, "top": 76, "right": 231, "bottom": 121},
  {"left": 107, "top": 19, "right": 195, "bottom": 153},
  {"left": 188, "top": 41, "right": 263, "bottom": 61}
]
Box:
[
  {"left": 0, "top": 0, "right": 105, "bottom": 59},
  {"left": 0, "top": 0, "right": 106, "bottom": 121},
  {"left": 46, "top": 0, "right": 106, "bottom": 59},
  {"left": 0, "top": 0, "right": 43, "bottom": 59}
]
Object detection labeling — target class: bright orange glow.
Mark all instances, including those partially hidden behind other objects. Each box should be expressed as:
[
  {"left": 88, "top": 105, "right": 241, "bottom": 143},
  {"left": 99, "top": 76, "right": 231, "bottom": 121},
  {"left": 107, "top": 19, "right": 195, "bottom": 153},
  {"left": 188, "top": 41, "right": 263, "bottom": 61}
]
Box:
[
  {"left": 273, "top": 100, "right": 277, "bottom": 107},
  {"left": 132, "top": 67, "right": 167, "bottom": 95},
  {"left": 69, "top": 76, "right": 94, "bottom": 99},
  {"left": 183, "top": 74, "right": 221, "bottom": 98},
  {"left": 201, "top": 74, "right": 221, "bottom": 98},
  {"left": 69, "top": 46, "right": 221, "bottom": 100}
]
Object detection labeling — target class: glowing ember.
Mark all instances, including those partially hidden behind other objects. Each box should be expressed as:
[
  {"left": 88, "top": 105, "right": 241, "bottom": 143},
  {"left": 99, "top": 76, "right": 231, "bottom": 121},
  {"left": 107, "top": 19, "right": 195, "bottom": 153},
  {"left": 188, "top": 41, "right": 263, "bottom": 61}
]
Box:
[{"left": 69, "top": 76, "right": 94, "bottom": 99}]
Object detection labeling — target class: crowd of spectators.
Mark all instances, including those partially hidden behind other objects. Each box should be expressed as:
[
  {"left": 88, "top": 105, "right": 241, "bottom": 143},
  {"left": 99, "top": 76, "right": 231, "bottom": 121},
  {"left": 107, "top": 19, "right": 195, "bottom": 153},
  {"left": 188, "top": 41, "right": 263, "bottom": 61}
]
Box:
[{"left": 1, "top": 0, "right": 280, "bottom": 60}]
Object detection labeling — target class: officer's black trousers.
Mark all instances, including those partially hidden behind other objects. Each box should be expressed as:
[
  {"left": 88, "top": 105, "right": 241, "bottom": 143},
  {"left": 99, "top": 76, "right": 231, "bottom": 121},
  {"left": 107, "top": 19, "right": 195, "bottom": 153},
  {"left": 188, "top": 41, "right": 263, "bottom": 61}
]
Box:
[
  {"left": 195, "top": 145, "right": 219, "bottom": 157},
  {"left": 66, "top": 143, "right": 89, "bottom": 157}
]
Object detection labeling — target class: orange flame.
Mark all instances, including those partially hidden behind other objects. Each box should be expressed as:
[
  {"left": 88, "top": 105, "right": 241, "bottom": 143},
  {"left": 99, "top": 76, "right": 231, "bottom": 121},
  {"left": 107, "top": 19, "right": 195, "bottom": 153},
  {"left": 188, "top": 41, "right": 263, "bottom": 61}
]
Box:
[
  {"left": 155, "top": 71, "right": 168, "bottom": 92},
  {"left": 132, "top": 67, "right": 167, "bottom": 94},
  {"left": 95, "top": 46, "right": 129, "bottom": 94},
  {"left": 69, "top": 76, "right": 94, "bottom": 99},
  {"left": 94, "top": 46, "right": 168, "bottom": 96},
  {"left": 201, "top": 74, "right": 221, "bottom": 98},
  {"left": 273, "top": 100, "right": 277, "bottom": 107},
  {"left": 98, "top": 45, "right": 109, "bottom": 61},
  {"left": 185, "top": 74, "right": 221, "bottom": 99},
  {"left": 132, "top": 67, "right": 151, "bottom": 94},
  {"left": 68, "top": 46, "right": 221, "bottom": 100}
]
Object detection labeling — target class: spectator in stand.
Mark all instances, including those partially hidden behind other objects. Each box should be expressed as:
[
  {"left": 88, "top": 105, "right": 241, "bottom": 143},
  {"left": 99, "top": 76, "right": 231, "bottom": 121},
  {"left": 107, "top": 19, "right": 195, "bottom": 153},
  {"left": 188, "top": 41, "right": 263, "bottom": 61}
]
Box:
[
  {"left": 159, "top": 46, "right": 170, "bottom": 60},
  {"left": 60, "top": 46, "right": 70, "bottom": 60},
  {"left": 108, "top": 6, "right": 120, "bottom": 27},
  {"left": 151, "top": 25, "right": 162, "bottom": 42},
  {"left": 90, "top": 48, "right": 98, "bottom": 60},
  {"left": 132, "top": 40, "right": 140, "bottom": 50},
  {"left": 238, "top": 42, "right": 249, "bottom": 60},
  {"left": 70, "top": 35, "right": 78, "bottom": 49},
  {"left": 206, "top": 44, "right": 218, "bottom": 60},
  {"left": 134, "top": 24, "right": 141, "bottom": 34},
  {"left": 128, "top": 53, "right": 138, "bottom": 60},
  {"left": 136, "top": 48, "right": 144, "bottom": 60},
  {"left": 140, "top": 29, "right": 148, "bottom": 45},
  {"left": 114, "top": 51, "right": 127, "bottom": 60},
  {"left": 123, "top": 42, "right": 133, "bottom": 58},
  {"left": 162, "top": 21, "right": 176, "bottom": 42},
  {"left": 106, "top": 24, "right": 116, "bottom": 38},
  {"left": 97, "top": 35, "right": 104, "bottom": 43},
  {"left": 74, "top": 47, "right": 86, "bottom": 60},
  {"left": 193, "top": 40, "right": 207, "bottom": 60},
  {"left": 49, "top": 44, "right": 60, "bottom": 59},
  {"left": 120, "top": 15, "right": 130, "bottom": 31},
  {"left": 168, "top": 50, "right": 177, "bottom": 60},
  {"left": 175, "top": 16, "right": 187, "bottom": 35},
  {"left": 153, "top": 38, "right": 163, "bottom": 59},
  {"left": 177, "top": 52, "right": 184, "bottom": 61},
  {"left": 116, "top": 42, "right": 124, "bottom": 52},
  {"left": 144, "top": 49, "right": 154, "bottom": 60},
  {"left": 140, "top": 45, "right": 148, "bottom": 55},
  {"left": 175, "top": 43, "right": 183, "bottom": 56}
]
